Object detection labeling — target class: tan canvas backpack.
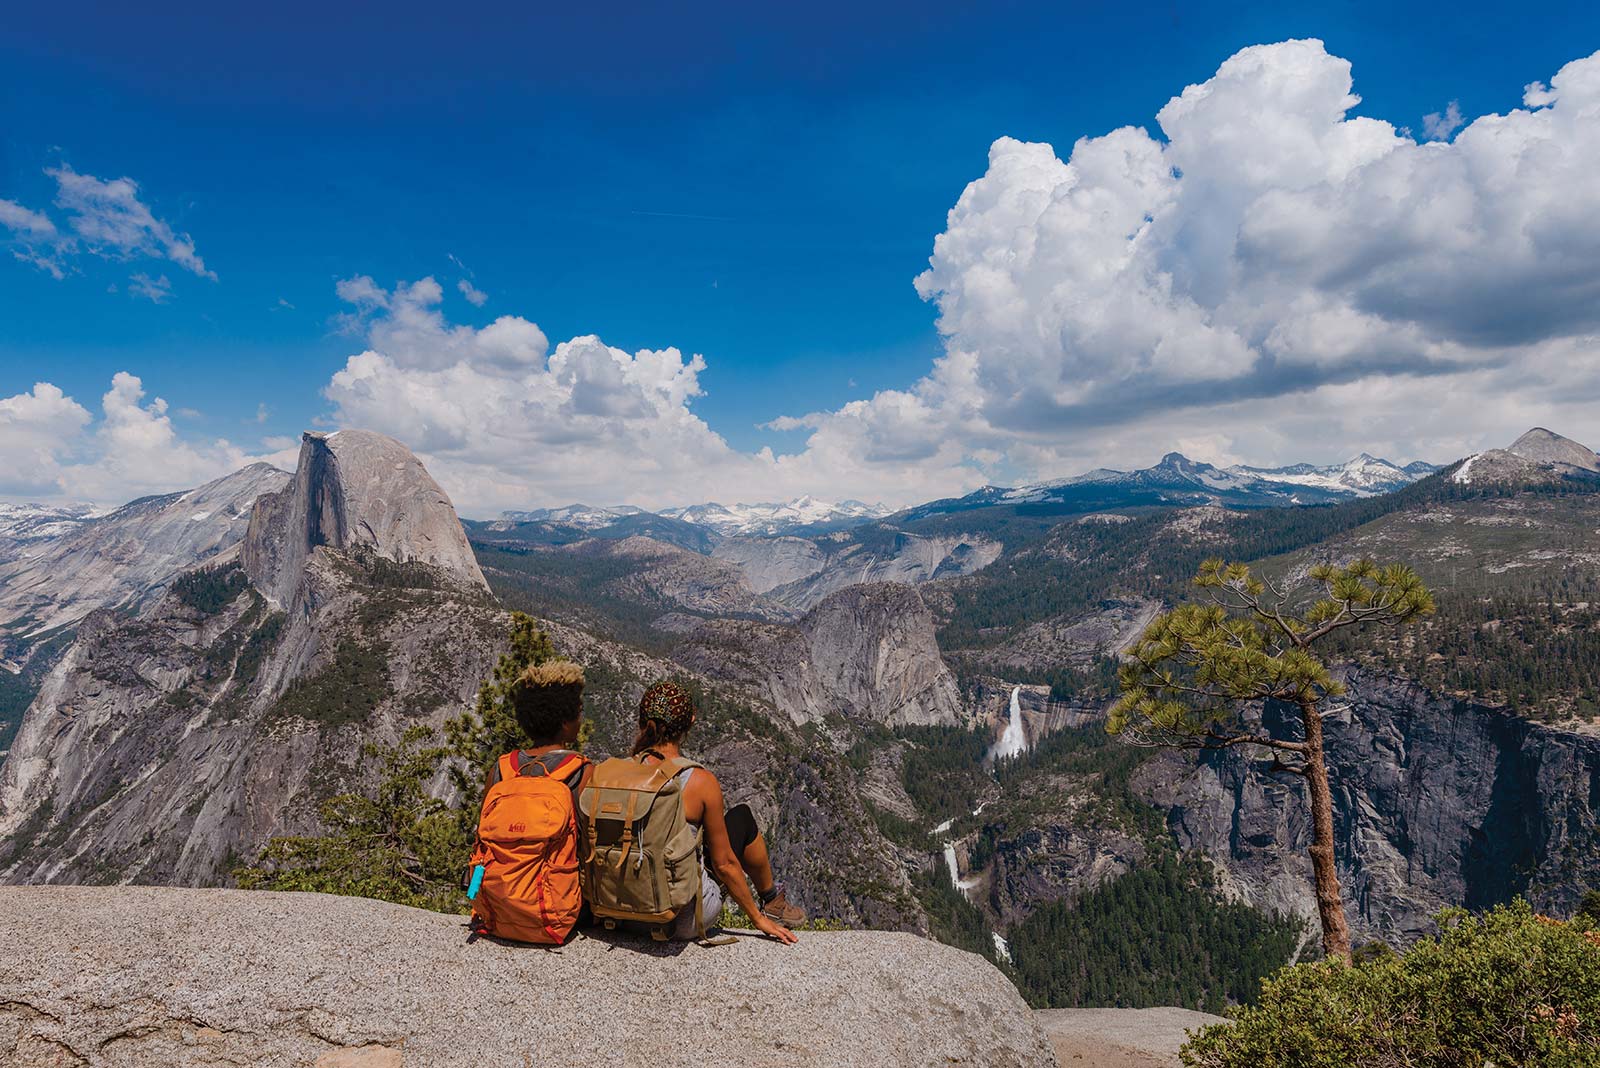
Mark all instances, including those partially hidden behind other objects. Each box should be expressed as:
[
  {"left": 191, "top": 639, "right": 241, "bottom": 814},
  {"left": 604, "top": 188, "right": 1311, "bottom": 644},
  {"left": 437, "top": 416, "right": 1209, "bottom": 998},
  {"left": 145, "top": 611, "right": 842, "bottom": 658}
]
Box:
[{"left": 577, "top": 752, "right": 706, "bottom": 940}]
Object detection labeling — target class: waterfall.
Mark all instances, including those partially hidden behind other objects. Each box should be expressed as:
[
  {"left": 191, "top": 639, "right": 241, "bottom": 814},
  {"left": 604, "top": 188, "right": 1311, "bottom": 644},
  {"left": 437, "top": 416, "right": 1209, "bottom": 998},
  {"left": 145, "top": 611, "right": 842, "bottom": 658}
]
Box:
[
  {"left": 939, "top": 801, "right": 989, "bottom": 893},
  {"left": 942, "top": 842, "right": 964, "bottom": 891},
  {"left": 988, "top": 686, "right": 1027, "bottom": 761}
]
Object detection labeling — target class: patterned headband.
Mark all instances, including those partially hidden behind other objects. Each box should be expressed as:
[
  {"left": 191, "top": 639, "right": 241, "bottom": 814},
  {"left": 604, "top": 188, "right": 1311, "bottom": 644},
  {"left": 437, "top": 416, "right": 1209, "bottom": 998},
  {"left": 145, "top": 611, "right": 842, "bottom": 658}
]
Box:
[{"left": 639, "top": 681, "right": 695, "bottom": 731}]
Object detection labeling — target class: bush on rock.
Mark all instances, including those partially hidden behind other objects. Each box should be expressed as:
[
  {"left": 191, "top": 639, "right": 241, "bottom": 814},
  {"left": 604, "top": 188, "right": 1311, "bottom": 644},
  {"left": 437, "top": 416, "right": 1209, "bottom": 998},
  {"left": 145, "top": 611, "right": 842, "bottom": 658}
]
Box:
[{"left": 1181, "top": 899, "right": 1600, "bottom": 1068}]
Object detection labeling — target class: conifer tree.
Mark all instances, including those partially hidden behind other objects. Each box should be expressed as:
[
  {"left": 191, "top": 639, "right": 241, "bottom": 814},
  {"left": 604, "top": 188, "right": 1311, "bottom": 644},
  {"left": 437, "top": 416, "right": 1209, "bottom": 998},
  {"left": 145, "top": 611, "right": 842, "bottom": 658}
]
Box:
[
  {"left": 1109, "top": 558, "right": 1433, "bottom": 959},
  {"left": 239, "top": 611, "right": 572, "bottom": 908}
]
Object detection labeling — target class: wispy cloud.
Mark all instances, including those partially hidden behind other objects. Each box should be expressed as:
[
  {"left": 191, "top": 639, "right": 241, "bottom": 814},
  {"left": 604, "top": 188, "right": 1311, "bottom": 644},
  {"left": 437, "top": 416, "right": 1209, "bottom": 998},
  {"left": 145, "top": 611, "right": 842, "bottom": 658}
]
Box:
[
  {"left": 0, "top": 162, "right": 216, "bottom": 296},
  {"left": 128, "top": 272, "right": 172, "bottom": 303},
  {"left": 457, "top": 278, "right": 488, "bottom": 306},
  {"left": 1422, "top": 100, "right": 1465, "bottom": 140}
]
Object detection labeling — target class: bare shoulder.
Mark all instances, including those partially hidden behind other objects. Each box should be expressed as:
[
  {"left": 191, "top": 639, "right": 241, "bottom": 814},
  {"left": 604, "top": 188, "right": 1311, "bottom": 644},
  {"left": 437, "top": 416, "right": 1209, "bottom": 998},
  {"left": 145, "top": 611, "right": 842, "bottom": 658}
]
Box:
[{"left": 686, "top": 764, "right": 721, "bottom": 795}]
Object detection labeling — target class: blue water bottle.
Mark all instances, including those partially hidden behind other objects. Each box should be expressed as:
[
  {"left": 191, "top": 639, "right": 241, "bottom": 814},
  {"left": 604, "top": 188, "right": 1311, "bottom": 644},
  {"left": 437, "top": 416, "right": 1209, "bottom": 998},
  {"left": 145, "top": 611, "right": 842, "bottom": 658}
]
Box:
[{"left": 466, "top": 864, "right": 485, "bottom": 900}]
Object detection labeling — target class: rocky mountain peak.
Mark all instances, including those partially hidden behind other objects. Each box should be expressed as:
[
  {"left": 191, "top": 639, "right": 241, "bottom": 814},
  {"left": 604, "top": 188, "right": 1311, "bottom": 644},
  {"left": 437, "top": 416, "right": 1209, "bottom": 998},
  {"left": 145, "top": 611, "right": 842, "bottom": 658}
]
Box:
[
  {"left": 0, "top": 462, "right": 289, "bottom": 646},
  {"left": 1454, "top": 427, "right": 1600, "bottom": 485},
  {"left": 1506, "top": 427, "right": 1600, "bottom": 472},
  {"left": 243, "top": 430, "right": 486, "bottom": 608}
]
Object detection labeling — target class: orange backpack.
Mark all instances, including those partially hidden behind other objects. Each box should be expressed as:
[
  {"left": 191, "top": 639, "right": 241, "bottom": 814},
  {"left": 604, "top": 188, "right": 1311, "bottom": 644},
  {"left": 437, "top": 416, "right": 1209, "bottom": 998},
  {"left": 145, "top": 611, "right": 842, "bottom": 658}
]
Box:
[{"left": 468, "top": 750, "right": 587, "bottom": 944}]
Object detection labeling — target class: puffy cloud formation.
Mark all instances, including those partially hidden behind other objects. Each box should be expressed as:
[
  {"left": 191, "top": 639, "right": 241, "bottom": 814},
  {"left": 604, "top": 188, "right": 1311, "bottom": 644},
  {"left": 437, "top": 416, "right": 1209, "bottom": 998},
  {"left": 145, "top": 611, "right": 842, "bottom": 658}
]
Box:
[
  {"left": 0, "top": 164, "right": 214, "bottom": 287},
  {"left": 786, "top": 40, "right": 1600, "bottom": 486},
  {"left": 319, "top": 276, "right": 986, "bottom": 512},
  {"left": 324, "top": 36, "right": 1600, "bottom": 512},
  {"left": 16, "top": 41, "right": 1600, "bottom": 514},
  {"left": 0, "top": 374, "right": 263, "bottom": 502},
  {"left": 0, "top": 384, "right": 93, "bottom": 496}
]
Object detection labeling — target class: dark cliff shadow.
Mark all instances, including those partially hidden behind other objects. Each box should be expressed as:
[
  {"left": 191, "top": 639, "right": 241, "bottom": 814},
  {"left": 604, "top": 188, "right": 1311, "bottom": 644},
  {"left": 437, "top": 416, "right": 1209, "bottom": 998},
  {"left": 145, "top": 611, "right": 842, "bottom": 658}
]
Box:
[{"left": 1462, "top": 708, "right": 1544, "bottom": 911}]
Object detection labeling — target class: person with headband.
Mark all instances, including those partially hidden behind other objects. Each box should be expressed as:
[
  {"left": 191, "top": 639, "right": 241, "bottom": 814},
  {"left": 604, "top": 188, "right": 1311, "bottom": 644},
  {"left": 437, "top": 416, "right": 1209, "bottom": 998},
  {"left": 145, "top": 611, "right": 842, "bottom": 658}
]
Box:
[{"left": 632, "top": 681, "right": 805, "bottom": 943}]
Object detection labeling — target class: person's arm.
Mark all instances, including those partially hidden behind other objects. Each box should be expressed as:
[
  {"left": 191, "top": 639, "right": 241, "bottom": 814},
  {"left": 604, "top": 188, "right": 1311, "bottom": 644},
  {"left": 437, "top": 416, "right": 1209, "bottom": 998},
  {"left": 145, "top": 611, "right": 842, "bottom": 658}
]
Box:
[{"left": 690, "top": 769, "right": 796, "bottom": 944}]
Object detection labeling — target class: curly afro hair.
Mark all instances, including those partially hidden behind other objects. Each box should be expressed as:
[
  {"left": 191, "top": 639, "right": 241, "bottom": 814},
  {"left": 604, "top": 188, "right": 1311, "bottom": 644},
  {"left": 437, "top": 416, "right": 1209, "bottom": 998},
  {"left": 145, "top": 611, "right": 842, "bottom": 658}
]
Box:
[{"left": 510, "top": 660, "right": 585, "bottom": 744}]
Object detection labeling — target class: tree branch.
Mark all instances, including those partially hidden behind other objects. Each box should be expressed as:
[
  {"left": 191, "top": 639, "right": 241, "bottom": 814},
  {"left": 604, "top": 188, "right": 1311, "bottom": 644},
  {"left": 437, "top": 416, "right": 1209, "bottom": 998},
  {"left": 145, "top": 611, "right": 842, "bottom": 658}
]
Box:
[{"left": 1201, "top": 728, "right": 1307, "bottom": 754}]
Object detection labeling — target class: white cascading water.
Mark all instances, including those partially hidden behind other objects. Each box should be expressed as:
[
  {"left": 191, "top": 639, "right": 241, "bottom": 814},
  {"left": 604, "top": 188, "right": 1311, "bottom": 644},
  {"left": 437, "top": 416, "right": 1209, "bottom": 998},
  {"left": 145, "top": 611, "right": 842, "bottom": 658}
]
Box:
[
  {"left": 940, "top": 800, "right": 988, "bottom": 893},
  {"left": 988, "top": 686, "right": 1027, "bottom": 762},
  {"left": 942, "top": 842, "right": 965, "bottom": 891}
]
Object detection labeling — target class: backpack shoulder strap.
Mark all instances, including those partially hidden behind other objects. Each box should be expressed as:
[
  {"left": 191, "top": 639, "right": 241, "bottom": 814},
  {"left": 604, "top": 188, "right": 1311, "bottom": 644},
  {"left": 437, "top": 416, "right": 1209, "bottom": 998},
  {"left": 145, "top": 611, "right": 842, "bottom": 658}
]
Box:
[
  {"left": 496, "top": 751, "right": 519, "bottom": 784},
  {"left": 546, "top": 752, "right": 588, "bottom": 785},
  {"left": 665, "top": 756, "right": 704, "bottom": 778}
]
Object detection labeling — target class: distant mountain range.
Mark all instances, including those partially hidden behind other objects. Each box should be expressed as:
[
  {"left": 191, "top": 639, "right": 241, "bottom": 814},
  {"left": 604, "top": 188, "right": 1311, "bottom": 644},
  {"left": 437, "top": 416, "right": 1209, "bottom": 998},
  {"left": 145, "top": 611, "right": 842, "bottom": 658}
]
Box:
[
  {"left": 659, "top": 497, "right": 891, "bottom": 536},
  {"left": 493, "top": 496, "right": 892, "bottom": 539},
  {"left": 895, "top": 452, "right": 1441, "bottom": 524},
  {"left": 482, "top": 453, "right": 1443, "bottom": 540}
]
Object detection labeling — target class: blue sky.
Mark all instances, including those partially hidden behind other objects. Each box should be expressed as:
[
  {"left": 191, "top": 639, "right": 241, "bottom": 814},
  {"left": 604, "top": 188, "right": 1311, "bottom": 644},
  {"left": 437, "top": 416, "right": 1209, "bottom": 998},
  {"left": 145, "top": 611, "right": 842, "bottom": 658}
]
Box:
[{"left": 4, "top": 3, "right": 1600, "bottom": 512}]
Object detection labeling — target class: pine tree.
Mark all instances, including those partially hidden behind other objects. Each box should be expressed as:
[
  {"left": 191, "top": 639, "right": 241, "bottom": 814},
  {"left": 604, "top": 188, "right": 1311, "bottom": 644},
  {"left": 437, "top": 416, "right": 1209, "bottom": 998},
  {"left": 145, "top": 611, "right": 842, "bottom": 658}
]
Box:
[
  {"left": 1108, "top": 558, "right": 1433, "bottom": 959},
  {"left": 238, "top": 611, "right": 570, "bottom": 909}
]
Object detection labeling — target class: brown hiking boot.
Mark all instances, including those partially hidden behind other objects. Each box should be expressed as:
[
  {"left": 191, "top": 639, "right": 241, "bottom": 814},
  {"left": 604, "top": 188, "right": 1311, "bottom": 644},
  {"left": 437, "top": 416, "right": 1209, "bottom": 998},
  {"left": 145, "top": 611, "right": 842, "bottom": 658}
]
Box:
[{"left": 760, "top": 887, "right": 807, "bottom": 926}]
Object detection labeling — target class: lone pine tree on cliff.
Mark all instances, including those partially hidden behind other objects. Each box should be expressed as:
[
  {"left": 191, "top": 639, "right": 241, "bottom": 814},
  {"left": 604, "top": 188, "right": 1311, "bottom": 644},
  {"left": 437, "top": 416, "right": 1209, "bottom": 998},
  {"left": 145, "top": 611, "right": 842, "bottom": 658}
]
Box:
[{"left": 1108, "top": 558, "right": 1434, "bottom": 959}]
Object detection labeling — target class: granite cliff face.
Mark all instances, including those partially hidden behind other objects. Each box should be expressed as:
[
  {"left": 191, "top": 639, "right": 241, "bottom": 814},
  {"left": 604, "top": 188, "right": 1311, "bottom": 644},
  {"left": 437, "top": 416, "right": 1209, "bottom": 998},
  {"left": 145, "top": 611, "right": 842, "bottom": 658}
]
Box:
[
  {"left": 244, "top": 431, "right": 485, "bottom": 609},
  {"left": 0, "top": 463, "right": 289, "bottom": 661},
  {"left": 555, "top": 535, "right": 792, "bottom": 622},
  {"left": 715, "top": 530, "right": 1002, "bottom": 612},
  {"left": 0, "top": 432, "right": 937, "bottom": 934},
  {"left": 678, "top": 583, "right": 968, "bottom": 728},
  {"left": 1141, "top": 669, "right": 1600, "bottom": 945},
  {"left": 0, "top": 432, "right": 503, "bottom": 886}
]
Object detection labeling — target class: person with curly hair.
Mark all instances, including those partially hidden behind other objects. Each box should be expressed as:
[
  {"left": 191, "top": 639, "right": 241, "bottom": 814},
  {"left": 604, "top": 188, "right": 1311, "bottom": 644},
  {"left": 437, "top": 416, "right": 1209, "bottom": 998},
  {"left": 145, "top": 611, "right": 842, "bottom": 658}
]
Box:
[
  {"left": 632, "top": 681, "right": 806, "bottom": 944},
  {"left": 485, "top": 659, "right": 592, "bottom": 795}
]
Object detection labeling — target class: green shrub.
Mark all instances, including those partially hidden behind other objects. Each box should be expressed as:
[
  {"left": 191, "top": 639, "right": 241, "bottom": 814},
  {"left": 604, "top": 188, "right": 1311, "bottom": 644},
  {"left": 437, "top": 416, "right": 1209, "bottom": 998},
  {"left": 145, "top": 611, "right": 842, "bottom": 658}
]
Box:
[
  {"left": 237, "top": 725, "right": 465, "bottom": 912},
  {"left": 1181, "top": 899, "right": 1600, "bottom": 1068}
]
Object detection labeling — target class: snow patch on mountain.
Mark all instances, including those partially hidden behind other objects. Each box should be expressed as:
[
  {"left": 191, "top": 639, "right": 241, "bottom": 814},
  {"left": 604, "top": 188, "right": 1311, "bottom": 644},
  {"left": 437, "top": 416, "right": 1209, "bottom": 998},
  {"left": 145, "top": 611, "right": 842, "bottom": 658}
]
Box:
[
  {"left": 660, "top": 497, "right": 891, "bottom": 537},
  {"left": 1231, "top": 453, "right": 1433, "bottom": 495},
  {"left": 0, "top": 503, "right": 99, "bottom": 547},
  {"left": 497, "top": 503, "right": 648, "bottom": 530},
  {"left": 1005, "top": 452, "right": 1435, "bottom": 504}
]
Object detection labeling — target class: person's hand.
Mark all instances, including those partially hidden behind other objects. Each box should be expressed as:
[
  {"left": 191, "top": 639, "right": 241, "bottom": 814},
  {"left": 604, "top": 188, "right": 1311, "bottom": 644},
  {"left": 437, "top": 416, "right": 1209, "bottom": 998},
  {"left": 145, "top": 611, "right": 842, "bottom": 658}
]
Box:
[{"left": 756, "top": 915, "right": 798, "bottom": 944}]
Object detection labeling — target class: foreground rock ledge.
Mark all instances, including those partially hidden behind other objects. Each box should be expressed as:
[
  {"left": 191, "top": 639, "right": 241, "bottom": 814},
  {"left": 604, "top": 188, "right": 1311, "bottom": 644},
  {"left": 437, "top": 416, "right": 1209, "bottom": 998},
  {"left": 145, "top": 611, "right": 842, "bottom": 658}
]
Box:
[{"left": 0, "top": 886, "right": 1057, "bottom": 1068}]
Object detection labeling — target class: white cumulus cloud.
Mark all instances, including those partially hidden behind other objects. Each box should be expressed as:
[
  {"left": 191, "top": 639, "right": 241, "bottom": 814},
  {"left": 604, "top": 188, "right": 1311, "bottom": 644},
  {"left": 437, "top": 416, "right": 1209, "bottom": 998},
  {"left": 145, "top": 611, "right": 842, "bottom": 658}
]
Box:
[
  {"left": 0, "top": 383, "right": 94, "bottom": 496},
  {"left": 0, "top": 374, "right": 270, "bottom": 504},
  {"left": 318, "top": 276, "right": 979, "bottom": 513},
  {"left": 778, "top": 40, "right": 1600, "bottom": 486}
]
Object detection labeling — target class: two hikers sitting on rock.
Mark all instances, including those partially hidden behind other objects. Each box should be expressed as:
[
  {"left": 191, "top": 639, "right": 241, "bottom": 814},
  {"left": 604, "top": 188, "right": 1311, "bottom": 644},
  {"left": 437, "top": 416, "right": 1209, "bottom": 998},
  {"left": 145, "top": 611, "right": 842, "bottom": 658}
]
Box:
[{"left": 468, "top": 665, "right": 802, "bottom": 946}]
